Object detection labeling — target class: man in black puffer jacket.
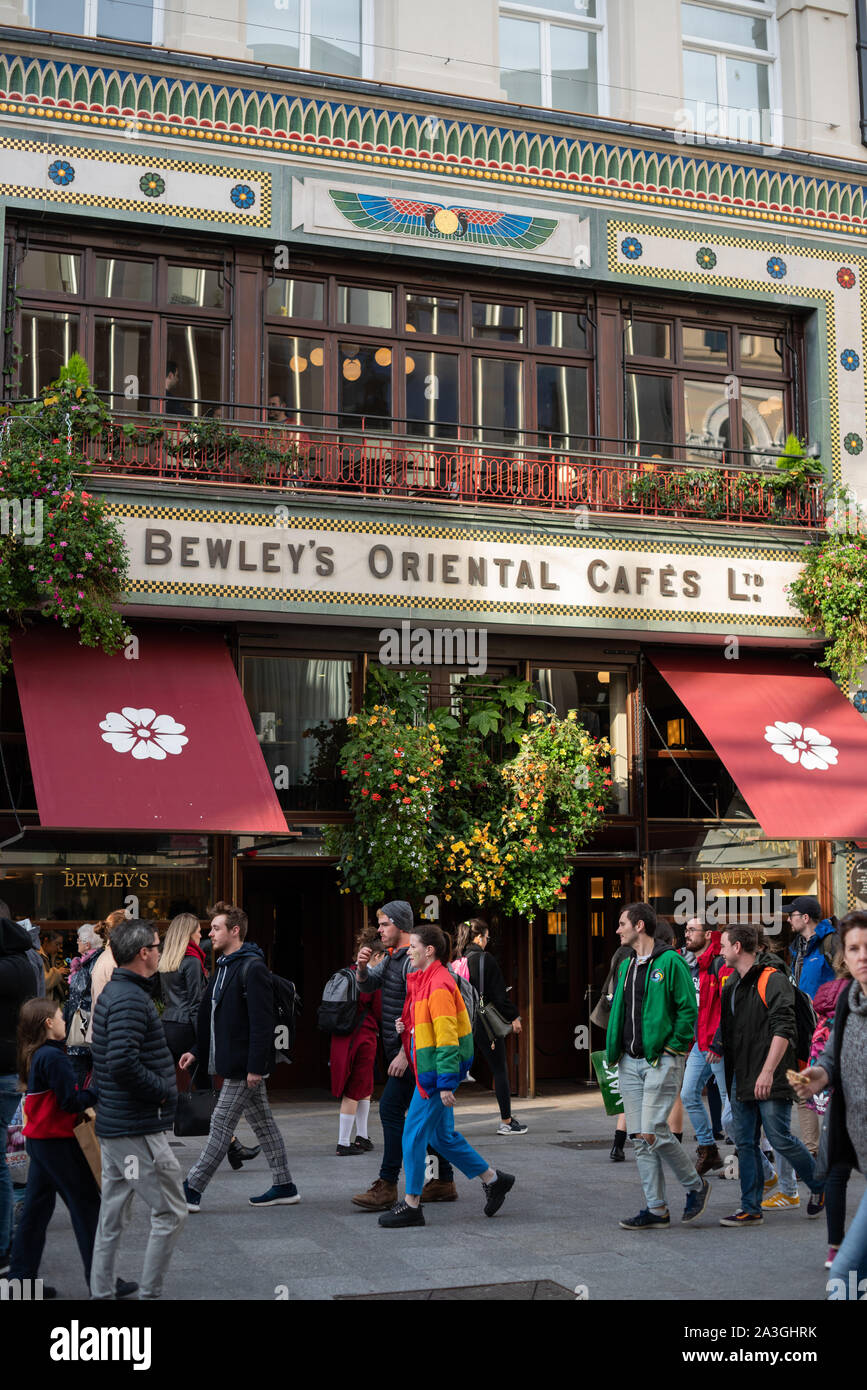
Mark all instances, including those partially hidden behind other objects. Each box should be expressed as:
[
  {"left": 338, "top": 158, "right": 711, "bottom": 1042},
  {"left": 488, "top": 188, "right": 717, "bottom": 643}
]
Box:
[{"left": 90, "top": 919, "right": 186, "bottom": 1300}]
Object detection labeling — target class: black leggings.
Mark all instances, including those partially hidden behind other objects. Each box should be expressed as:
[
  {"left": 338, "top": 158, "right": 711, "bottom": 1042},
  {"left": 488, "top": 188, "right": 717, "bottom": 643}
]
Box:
[
  {"left": 825, "top": 1160, "right": 854, "bottom": 1248},
  {"left": 472, "top": 1025, "right": 512, "bottom": 1121}
]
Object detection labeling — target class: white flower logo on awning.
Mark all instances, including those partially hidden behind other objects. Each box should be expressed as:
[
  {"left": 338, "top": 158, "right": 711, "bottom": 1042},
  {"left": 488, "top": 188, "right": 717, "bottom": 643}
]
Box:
[
  {"left": 100, "top": 707, "right": 188, "bottom": 761},
  {"left": 764, "top": 721, "right": 838, "bottom": 771}
]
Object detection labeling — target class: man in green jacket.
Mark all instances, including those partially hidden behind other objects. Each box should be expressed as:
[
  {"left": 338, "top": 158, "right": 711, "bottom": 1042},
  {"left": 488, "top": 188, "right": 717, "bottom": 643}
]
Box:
[{"left": 605, "top": 902, "right": 710, "bottom": 1230}]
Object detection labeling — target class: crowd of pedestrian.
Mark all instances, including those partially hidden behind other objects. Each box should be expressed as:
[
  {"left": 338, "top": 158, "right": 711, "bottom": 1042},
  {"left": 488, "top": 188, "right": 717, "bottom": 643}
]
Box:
[{"left": 0, "top": 888, "right": 864, "bottom": 1299}]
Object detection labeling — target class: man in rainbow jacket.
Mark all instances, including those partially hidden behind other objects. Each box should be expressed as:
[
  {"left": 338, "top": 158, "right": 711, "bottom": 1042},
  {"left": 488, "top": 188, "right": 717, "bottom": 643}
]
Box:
[{"left": 378, "top": 922, "right": 516, "bottom": 1229}]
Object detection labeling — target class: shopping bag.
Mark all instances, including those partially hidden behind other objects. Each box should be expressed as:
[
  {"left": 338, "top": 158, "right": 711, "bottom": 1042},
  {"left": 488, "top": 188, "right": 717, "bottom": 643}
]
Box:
[
  {"left": 73, "top": 1108, "right": 102, "bottom": 1190},
  {"left": 173, "top": 1085, "right": 218, "bottom": 1137},
  {"left": 590, "top": 1050, "right": 624, "bottom": 1116}
]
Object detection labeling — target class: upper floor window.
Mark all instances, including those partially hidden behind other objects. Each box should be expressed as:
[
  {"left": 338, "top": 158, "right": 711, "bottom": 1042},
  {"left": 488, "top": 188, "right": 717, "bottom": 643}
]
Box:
[
  {"left": 682, "top": 1, "right": 779, "bottom": 146},
  {"left": 246, "top": 0, "right": 371, "bottom": 78},
  {"left": 28, "top": 0, "right": 162, "bottom": 45},
  {"left": 499, "top": 1, "right": 606, "bottom": 115}
]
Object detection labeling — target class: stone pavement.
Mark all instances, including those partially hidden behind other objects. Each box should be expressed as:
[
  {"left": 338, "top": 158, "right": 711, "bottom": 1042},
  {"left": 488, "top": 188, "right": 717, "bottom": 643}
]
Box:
[{"left": 23, "top": 1082, "right": 862, "bottom": 1302}]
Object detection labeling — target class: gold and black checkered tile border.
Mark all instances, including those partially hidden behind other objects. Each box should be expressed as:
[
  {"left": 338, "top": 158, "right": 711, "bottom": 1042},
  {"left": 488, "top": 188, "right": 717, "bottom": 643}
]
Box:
[
  {"left": 105, "top": 502, "right": 797, "bottom": 562},
  {"left": 0, "top": 135, "right": 272, "bottom": 226},
  {"left": 607, "top": 221, "right": 848, "bottom": 486},
  {"left": 124, "top": 575, "right": 803, "bottom": 628}
]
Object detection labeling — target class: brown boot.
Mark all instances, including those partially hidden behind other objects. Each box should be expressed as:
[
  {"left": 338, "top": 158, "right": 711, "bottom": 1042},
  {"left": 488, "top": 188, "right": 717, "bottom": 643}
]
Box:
[
  {"left": 351, "top": 1178, "right": 398, "bottom": 1211},
  {"left": 695, "top": 1144, "right": 724, "bottom": 1176},
  {"left": 421, "top": 1179, "right": 458, "bottom": 1203}
]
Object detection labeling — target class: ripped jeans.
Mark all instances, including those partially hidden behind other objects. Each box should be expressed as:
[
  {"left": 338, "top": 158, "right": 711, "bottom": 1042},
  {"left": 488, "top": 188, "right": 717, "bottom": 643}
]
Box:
[{"left": 618, "top": 1052, "right": 704, "bottom": 1213}]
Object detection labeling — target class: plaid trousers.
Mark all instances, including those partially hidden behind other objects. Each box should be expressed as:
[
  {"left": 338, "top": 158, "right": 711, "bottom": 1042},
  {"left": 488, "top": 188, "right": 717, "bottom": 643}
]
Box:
[{"left": 187, "top": 1079, "right": 292, "bottom": 1193}]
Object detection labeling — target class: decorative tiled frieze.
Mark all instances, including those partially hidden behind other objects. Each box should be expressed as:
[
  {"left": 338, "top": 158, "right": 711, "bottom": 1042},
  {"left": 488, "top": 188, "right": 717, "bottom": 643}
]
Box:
[
  {"left": 0, "top": 135, "right": 271, "bottom": 225},
  {"left": 1, "top": 51, "right": 867, "bottom": 238}
]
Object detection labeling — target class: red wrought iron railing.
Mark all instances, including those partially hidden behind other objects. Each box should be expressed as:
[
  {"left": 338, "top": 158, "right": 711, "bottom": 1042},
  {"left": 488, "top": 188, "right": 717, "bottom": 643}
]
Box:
[{"left": 75, "top": 411, "right": 821, "bottom": 527}]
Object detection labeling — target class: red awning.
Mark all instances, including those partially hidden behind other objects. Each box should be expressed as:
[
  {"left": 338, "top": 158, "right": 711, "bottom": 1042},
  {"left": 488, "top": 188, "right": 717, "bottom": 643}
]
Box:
[
  {"left": 12, "top": 627, "right": 287, "bottom": 833},
  {"left": 649, "top": 648, "right": 867, "bottom": 838}
]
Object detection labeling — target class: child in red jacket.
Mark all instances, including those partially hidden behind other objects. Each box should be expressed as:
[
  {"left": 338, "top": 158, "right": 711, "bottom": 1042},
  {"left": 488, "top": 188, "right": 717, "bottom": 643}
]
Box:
[{"left": 8, "top": 998, "right": 135, "bottom": 1298}]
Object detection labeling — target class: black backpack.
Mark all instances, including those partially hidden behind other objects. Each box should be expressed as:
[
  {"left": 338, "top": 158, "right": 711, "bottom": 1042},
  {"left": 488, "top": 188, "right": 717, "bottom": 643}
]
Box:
[
  {"left": 240, "top": 959, "right": 301, "bottom": 1066},
  {"left": 317, "top": 967, "right": 361, "bottom": 1035},
  {"left": 757, "top": 966, "right": 817, "bottom": 1070}
]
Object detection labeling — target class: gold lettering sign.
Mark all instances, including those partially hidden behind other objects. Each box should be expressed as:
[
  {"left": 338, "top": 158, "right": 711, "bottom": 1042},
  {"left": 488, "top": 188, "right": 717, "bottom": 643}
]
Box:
[{"left": 63, "top": 870, "right": 150, "bottom": 888}]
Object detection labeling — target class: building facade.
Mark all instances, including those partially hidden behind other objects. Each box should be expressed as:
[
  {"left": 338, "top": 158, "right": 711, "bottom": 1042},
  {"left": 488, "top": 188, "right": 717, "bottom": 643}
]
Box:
[{"left": 2, "top": 1, "right": 867, "bottom": 1093}]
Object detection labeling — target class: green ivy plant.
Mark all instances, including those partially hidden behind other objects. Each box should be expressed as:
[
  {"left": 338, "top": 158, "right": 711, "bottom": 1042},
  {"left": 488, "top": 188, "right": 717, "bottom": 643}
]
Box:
[{"left": 787, "top": 514, "right": 867, "bottom": 685}]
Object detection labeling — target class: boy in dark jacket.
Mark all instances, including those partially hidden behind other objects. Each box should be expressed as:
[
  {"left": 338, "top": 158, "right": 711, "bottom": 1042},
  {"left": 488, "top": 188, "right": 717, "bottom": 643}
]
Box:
[
  {"left": 180, "top": 902, "right": 298, "bottom": 1211},
  {"left": 90, "top": 918, "right": 187, "bottom": 1300},
  {"left": 717, "top": 924, "right": 825, "bottom": 1227}
]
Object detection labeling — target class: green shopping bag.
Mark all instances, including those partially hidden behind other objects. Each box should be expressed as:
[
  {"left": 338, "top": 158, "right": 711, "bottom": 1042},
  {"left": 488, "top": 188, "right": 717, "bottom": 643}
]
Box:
[{"left": 591, "top": 1050, "right": 624, "bottom": 1116}]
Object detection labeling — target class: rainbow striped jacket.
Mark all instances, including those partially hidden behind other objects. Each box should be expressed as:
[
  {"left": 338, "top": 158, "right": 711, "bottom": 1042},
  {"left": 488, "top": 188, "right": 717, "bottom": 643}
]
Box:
[{"left": 403, "top": 961, "right": 474, "bottom": 1098}]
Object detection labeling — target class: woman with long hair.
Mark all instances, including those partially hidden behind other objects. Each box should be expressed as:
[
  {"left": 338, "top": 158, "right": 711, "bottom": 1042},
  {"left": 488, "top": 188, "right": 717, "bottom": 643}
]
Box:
[
  {"left": 158, "top": 912, "right": 207, "bottom": 1064},
  {"left": 454, "top": 918, "right": 525, "bottom": 1135},
  {"left": 8, "top": 998, "right": 136, "bottom": 1299},
  {"left": 379, "top": 923, "right": 515, "bottom": 1228}
]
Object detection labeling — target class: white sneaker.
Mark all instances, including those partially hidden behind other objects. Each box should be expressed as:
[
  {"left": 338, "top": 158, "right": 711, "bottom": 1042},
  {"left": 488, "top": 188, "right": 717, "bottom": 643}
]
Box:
[{"left": 496, "top": 1118, "right": 528, "bottom": 1135}]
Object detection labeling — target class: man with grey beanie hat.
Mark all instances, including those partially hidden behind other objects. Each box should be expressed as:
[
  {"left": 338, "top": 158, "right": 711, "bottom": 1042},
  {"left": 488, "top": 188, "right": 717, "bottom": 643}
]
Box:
[{"left": 351, "top": 901, "right": 455, "bottom": 1210}]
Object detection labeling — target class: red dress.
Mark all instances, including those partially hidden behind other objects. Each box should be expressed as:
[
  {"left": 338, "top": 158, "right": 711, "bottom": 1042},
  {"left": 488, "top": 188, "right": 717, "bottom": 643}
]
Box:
[{"left": 329, "top": 977, "right": 381, "bottom": 1101}]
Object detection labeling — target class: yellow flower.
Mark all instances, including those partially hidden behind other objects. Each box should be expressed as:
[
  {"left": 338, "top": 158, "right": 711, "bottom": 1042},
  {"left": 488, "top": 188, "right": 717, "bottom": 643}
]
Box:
[
  {"left": 428, "top": 722, "right": 436, "bottom": 731},
  {"left": 347, "top": 715, "right": 358, "bottom": 725},
  {"left": 407, "top": 775, "right": 418, "bottom": 783}
]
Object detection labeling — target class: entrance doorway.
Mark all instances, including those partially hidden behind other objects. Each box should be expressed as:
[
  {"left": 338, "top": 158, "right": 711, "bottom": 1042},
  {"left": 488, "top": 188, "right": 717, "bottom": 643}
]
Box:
[
  {"left": 239, "top": 862, "right": 355, "bottom": 1090},
  {"left": 533, "top": 869, "right": 627, "bottom": 1083}
]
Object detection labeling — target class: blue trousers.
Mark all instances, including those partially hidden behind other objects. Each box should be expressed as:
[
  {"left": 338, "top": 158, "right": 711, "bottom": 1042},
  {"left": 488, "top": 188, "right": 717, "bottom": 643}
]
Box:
[
  {"left": 402, "top": 1087, "right": 489, "bottom": 1196},
  {"left": 828, "top": 1184, "right": 867, "bottom": 1299},
  {"left": 729, "top": 1082, "right": 821, "bottom": 1215},
  {"left": 378, "top": 1069, "right": 453, "bottom": 1185},
  {"left": 681, "top": 1044, "right": 732, "bottom": 1145}
]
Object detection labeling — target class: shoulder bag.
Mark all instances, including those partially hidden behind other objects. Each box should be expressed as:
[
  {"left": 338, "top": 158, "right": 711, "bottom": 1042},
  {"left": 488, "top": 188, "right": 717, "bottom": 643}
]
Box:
[
  {"left": 173, "top": 1066, "right": 219, "bottom": 1137},
  {"left": 477, "top": 953, "right": 513, "bottom": 1043}
]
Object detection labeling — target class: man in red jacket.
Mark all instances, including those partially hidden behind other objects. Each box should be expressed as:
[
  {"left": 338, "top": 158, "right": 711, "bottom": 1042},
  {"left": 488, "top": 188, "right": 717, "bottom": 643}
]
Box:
[{"left": 680, "top": 918, "right": 733, "bottom": 1175}]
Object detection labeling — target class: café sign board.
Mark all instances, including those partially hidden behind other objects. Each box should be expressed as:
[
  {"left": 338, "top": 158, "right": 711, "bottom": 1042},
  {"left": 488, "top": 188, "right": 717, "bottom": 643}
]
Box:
[{"left": 114, "top": 506, "right": 807, "bottom": 638}]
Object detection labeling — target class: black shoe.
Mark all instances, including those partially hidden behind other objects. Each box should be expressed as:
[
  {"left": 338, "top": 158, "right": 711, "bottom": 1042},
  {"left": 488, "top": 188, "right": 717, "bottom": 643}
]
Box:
[
  {"left": 335, "top": 1143, "right": 365, "bottom": 1156},
  {"left": 483, "top": 1170, "right": 515, "bottom": 1217},
  {"left": 115, "top": 1278, "right": 139, "bottom": 1298},
  {"left": 807, "top": 1191, "right": 826, "bottom": 1219},
  {"left": 619, "top": 1208, "right": 670, "bottom": 1230},
  {"left": 353, "top": 1136, "right": 374, "bottom": 1152},
  {"left": 227, "top": 1139, "right": 260, "bottom": 1170},
  {"left": 682, "top": 1179, "right": 711, "bottom": 1223},
  {"left": 609, "top": 1140, "right": 626, "bottom": 1163},
  {"left": 378, "top": 1201, "right": 426, "bottom": 1229}
]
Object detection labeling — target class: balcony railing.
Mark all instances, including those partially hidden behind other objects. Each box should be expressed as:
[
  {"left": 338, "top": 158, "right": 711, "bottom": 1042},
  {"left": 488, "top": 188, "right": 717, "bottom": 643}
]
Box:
[{"left": 70, "top": 407, "right": 822, "bottom": 527}]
